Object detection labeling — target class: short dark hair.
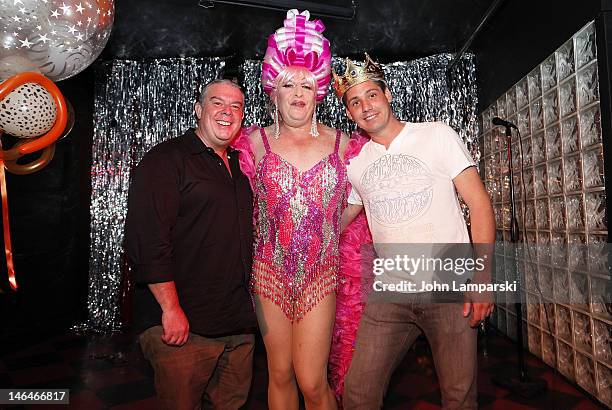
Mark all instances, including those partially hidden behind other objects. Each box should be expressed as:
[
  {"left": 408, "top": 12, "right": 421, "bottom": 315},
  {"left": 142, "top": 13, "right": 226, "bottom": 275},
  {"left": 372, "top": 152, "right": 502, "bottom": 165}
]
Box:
[
  {"left": 342, "top": 80, "right": 387, "bottom": 106},
  {"left": 197, "top": 79, "right": 243, "bottom": 104}
]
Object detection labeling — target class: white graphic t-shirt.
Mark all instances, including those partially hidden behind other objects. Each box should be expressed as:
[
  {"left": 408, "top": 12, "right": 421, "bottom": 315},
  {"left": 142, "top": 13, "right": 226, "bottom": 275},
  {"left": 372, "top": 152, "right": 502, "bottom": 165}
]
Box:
[{"left": 348, "top": 122, "right": 476, "bottom": 247}]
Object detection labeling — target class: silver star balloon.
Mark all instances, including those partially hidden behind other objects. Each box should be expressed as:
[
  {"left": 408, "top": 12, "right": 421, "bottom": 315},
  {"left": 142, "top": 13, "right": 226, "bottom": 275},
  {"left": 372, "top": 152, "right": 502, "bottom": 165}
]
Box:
[{"left": 0, "top": 0, "right": 114, "bottom": 81}]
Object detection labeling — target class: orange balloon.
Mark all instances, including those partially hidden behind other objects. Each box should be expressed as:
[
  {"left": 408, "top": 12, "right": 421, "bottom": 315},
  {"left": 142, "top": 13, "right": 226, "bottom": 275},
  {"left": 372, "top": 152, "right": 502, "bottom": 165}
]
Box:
[
  {"left": 0, "top": 72, "right": 67, "bottom": 161},
  {"left": 3, "top": 141, "right": 56, "bottom": 175}
]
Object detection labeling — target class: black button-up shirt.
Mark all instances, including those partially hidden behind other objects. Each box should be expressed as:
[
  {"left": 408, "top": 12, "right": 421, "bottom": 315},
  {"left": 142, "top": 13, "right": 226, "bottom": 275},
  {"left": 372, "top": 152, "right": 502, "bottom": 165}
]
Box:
[{"left": 125, "top": 128, "right": 257, "bottom": 337}]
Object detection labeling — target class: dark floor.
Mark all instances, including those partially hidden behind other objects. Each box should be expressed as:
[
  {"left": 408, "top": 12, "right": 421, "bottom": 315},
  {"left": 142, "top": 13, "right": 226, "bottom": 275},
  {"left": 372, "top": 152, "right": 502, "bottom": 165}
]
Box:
[{"left": 0, "top": 327, "right": 606, "bottom": 409}]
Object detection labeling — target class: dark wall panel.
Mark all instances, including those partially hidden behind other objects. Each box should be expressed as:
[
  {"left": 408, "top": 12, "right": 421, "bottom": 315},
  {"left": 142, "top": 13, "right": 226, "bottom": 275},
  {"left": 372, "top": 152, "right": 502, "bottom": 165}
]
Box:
[
  {"left": 103, "top": 0, "right": 492, "bottom": 61},
  {"left": 475, "top": 0, "right": 603, "bottom": 112}
]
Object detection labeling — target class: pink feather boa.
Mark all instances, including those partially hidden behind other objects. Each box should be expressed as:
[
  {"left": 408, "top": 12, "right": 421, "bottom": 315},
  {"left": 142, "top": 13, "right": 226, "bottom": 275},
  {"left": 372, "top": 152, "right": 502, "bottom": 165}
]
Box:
[
  {"left": 232, "top": 125, "right": 260, "bottom": 224},
  {"left": 232, "top": 125, "right": 259, "bottom": 191},
  {"left": 329, "top": 131, "right": 372, "bottom": 404},
  {"left": 232, "top": 127, "right": 373, "bottom": 405}
]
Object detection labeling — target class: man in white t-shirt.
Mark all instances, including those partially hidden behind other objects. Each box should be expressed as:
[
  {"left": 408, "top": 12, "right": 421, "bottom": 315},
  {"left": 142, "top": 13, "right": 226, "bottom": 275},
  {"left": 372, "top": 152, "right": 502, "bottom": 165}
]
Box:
[{"left": 334, "top": 54, "right": 495, "bottom": 409}]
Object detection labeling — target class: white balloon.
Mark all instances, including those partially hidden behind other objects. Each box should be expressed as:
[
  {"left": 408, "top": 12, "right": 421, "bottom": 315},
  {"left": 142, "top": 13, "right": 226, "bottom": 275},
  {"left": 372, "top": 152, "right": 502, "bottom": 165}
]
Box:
[{"left": 0, "top": 83, "right": 57, "bottom": 138}]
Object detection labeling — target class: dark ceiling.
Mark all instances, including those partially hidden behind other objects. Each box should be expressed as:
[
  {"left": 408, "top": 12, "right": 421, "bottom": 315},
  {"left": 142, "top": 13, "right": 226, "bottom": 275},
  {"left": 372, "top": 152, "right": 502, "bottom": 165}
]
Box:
[{"left": 102, "top": 0, "right": 495, "bottom": 62}]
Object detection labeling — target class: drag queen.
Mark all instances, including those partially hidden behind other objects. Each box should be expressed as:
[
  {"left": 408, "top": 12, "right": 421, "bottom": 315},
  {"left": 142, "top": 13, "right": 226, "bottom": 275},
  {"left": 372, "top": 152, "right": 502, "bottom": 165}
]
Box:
[{"left": 234, "top": 9, "right": 348, "bottom": 410}]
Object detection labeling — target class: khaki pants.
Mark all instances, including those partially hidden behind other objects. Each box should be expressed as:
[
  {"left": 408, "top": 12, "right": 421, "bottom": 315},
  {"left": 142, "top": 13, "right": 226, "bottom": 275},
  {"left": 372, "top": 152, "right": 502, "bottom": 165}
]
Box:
[
  {"left": 343, "top": 294, "right": 477, "bottom": 410},
  {"left": 139, "top": 326, "right": 255, "bottom": 410}
]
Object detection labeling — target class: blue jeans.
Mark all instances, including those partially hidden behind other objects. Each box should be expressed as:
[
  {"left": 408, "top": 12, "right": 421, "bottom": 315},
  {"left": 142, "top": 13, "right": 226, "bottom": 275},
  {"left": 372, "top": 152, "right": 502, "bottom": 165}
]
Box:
[
  {"left": 343, "top": 293, "right": 477, "bottom": 409},
  {"left": 139, "top": 326, "right": 255, "bottom": 410}
]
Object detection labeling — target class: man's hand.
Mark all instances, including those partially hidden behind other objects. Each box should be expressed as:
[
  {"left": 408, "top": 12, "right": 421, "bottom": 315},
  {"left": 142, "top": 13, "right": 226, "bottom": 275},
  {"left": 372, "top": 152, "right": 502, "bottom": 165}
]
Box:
[
  {"left": 148, "top": 281, "right": 190, "bottom": 346},
  {"left": 463, "top": 300, "right": 494, "bottom": 328},
  {"left": 161, "top": 306, "right": 190, "bottom": 346}
]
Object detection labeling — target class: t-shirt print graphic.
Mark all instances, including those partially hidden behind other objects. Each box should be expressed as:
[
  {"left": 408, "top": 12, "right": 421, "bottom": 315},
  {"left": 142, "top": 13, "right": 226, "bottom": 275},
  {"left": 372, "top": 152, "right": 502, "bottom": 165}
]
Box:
[{"left": 360, "top": 154, "right": 434, "bottom": 227}]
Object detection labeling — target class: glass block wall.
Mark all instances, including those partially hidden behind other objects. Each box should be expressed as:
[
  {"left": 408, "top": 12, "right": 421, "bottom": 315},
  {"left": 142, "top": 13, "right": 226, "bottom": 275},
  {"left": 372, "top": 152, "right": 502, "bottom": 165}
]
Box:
[{"left": 479, "top": 21, "right": 611, "bottom": 407}]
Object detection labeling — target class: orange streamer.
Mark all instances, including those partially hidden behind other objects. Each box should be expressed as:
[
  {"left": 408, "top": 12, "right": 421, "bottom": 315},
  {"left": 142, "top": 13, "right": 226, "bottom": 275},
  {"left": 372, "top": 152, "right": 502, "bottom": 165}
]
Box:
[{"left": 0, "top": 135, "right": 16, "bottom": 290}]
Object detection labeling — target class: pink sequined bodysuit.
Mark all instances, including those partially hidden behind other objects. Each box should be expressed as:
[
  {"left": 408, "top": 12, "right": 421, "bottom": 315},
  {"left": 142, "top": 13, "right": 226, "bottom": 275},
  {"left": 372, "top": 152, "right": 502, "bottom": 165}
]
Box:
[{"left": 251, "top": 127, "right": 347, "bottom": 321}]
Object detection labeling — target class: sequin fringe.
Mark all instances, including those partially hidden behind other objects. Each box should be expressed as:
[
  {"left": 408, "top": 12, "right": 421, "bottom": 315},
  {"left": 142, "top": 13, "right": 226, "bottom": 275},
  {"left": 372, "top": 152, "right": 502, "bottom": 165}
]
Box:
[{"left": 251, "top": 259, "right": 338, "bottom": 321}]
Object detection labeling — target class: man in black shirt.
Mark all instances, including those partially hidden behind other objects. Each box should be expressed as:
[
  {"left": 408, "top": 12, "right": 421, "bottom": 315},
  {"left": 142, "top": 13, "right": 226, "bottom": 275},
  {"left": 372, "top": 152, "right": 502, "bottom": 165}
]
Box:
[{"left": 125, "top": 79, "right": 257, "bottom": 410}]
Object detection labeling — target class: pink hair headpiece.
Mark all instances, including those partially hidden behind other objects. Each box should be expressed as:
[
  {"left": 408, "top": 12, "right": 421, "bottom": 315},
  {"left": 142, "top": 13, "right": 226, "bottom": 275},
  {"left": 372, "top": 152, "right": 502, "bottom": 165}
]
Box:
[{"left": 261, "top": 9, "right": 332, "bottom": 102}]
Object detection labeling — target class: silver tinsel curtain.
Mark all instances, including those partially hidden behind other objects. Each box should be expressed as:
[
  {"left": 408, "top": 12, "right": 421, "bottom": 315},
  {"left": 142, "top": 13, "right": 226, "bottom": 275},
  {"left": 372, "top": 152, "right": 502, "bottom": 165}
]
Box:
[
  {"left": 87, "top": 58, "right": 225, "bottom": 331},
  {"left": 87, "top": 53, "right": 477, "bottom": 331},
  {"left": 242, "top": 53, "right": 479, "bottom": 160}
]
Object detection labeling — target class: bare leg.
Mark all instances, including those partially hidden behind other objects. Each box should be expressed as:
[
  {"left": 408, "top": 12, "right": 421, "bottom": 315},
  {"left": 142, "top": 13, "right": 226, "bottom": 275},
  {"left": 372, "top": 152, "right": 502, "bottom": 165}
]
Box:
[
  {"left": 254, "top": 295, "right": 299, "bottom": 410},
  {"left": 293, "top": 294, "right": 338, "bottom": 410}
]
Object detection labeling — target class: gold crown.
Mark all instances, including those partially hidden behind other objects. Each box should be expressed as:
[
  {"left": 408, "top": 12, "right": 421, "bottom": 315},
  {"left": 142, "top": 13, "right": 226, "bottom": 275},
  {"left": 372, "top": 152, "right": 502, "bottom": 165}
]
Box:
[{"left": 332, "top": 53, "right": 386, "bottom": 98}]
